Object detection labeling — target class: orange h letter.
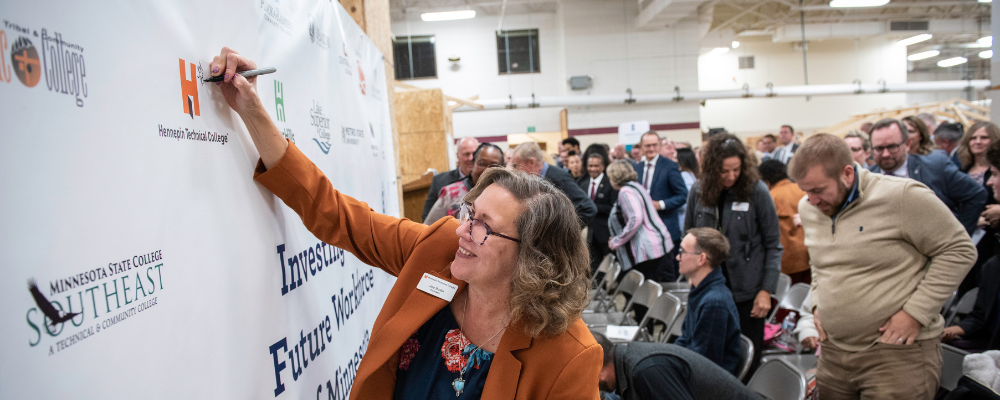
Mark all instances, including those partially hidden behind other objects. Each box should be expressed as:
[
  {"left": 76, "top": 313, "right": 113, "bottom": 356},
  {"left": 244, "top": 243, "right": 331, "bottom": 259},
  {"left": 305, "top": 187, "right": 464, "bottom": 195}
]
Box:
[{"left": 179, "top": 58, "right": 199, "bottom": 118}]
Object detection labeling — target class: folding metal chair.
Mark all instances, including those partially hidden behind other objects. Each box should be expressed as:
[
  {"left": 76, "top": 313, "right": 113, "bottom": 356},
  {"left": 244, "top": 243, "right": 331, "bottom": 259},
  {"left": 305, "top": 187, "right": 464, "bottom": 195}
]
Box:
[
  {"left": 632, "top": 292, "right": 683, "bottom": 343},
  {"left": 587, "top": 262, "right": 622, "bottom": 312},
  {"left": 748, "top": 358, "right": 807, "bottom": 400},
  {"left": 590, "top": 253, "right": 616, "bottom": 288},
  {"left": 945, "top": 288, "right": 979, "bottom": 326},
  {"left": 941, "top": 343, "right": 970, "bottom": 391},
  {"left": 768, "top": 283, "right": 811, "bottom": 324},
  {"left": 774, "top": 274, "right": 792, "bottom": 301},
  {"left": 584, "top": 280, "right": 662, "bottom": 327},
  {"left": 737, "top": 334, "right": 755, "bottom": 381}
]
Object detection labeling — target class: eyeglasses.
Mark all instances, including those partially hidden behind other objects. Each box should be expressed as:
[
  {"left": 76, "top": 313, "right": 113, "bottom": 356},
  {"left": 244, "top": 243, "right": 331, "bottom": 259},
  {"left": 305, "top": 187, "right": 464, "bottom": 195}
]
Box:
[
  {"left": 872, "top": 142, "right": 904, "bottom": 154},
  {"left": 458, "top": 203, "right": 521, "bottom": 245},
  {"left": 678, "top": 247, "right": 702, "bottom": 256}
]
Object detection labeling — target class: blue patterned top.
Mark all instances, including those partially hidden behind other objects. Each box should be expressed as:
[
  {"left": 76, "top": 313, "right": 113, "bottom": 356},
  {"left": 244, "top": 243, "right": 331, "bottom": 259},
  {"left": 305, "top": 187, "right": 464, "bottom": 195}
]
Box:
[{"left": 394, "top": 306, "right": 494, "bottom": 399}]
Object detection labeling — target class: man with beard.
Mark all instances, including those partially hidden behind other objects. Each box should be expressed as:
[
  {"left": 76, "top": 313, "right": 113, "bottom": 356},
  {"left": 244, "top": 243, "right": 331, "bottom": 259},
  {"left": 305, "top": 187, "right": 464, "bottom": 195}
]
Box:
[
  {"left": 867, "top": 118, "right": 985, "bottom": 235},
  {"left": 792, "top": 134, "right": 976, "bottom": 400}
]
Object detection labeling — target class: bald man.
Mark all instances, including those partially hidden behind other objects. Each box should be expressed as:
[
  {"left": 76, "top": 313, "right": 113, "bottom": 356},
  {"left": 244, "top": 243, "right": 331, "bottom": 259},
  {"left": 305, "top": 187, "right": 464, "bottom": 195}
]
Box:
[{"left": 422, "top": 136, "right": 480, "bottom": 222}]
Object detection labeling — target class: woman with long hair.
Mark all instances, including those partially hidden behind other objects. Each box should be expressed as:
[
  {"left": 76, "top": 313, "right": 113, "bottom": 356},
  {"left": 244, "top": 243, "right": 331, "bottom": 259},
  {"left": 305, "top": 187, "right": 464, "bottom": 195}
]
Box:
[
  {"left": 682, "top": 133, "right": 782, "bottom": 380},
  {"left": 208, "top": 47, "right": 601, "bottom": 399},
  {"left": 902, "top": 115, "right": 935, "bottom": 156},
  {"left": 960, "top": 121, "right": 1000, "bottom": 296}
]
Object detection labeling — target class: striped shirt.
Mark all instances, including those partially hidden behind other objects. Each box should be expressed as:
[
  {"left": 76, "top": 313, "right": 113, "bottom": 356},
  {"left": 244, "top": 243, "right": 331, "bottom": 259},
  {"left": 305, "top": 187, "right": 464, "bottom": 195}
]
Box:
[{"left": 609, "top": 182, "right": 673, "bottom": 271}]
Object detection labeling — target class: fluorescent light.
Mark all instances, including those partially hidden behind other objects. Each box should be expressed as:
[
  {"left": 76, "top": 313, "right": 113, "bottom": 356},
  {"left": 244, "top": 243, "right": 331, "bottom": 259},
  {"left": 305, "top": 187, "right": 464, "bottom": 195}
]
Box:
[
  {"left": 731, "top": 41, "right": 740, "bottom": 49},
  {"left": 981, "top": 50, "right": 993, "bottom": 59},
  {"left": 937, "top": 57, "right": 968, "bottom": 67},
  {"left": 979, "top": 0, "right": 991, "bottom": 3},
  {"left": 710, "top": 47, "right": 730, "bottom": 54},
  {"left": 896, "top": 34, "right": 933, "bottom": 46},
  {"left": 420, "top": 10, "right": 476, "bottom": 21},
  {"left": 907, "top": 50, "right": 939, "bottom": 61},
  {"left": 830, "top": 0, "right": 890, "bottom": 7},
  {"left": 977, "top": 36, "right": 992, "bottom": 46}
]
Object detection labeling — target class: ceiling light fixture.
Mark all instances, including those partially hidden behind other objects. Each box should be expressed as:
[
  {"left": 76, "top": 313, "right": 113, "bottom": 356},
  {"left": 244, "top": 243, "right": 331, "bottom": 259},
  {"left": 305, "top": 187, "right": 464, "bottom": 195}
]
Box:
[
  {"left": 981, "top": 50, "right": 993, "bottom": 59},
  {"left": 829, "top": 0, "right": 890, "bottom": 8},
  {"left": 979, "top": 0, "right": 991, "bottom": 3},
  {"left": 977, "top": 36, "right": 993, "bottom": 46},
  {"left": 937, "top": 57, "right": 968, "bottom": 67},
  {"left": 710, "top": 47, "right": 730, "bottom": 54},
  {"left": 896, "top": 34, "right": 933, "bottom": 46},
  {"left": 420, "top": 10, "right": 476, "bottom": 21},
  {"left": 732, "top": 41, "right": 740, "bottom": 49},
  {"left": 907, "top": 50, "right": 940, "bottom": 61}
]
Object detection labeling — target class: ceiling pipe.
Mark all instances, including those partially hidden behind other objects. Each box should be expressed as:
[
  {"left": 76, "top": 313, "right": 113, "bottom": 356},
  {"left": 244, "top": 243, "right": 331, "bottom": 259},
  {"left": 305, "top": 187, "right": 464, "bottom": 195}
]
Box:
[{"left": 452, "top": 80, "right": 992, "bottom": 111}]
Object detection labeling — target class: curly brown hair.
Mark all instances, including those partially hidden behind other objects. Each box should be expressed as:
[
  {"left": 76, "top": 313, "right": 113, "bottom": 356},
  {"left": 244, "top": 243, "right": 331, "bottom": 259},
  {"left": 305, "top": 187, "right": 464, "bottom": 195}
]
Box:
[
  {"left": 463, "top": 167, "right": 591, "bottom": 337},
  {"left": 699, "top": 132, "right": 760, "bottom": 207}
]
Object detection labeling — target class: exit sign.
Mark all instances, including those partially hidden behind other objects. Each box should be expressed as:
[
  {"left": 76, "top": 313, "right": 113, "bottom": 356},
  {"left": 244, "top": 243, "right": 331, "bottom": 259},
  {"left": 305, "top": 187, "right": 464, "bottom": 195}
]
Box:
[{"left": 527, "top": 126, "right": 536, "bottom": 132}]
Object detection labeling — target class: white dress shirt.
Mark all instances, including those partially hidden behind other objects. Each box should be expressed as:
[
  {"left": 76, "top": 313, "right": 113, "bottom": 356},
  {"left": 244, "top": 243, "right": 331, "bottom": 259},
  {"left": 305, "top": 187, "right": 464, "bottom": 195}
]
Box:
[
  {"left": 642, "top": 155, "right": 666, "bottom": 210},
  {"left": 588, "top": 173, "right": 604, "bottom": 200}
]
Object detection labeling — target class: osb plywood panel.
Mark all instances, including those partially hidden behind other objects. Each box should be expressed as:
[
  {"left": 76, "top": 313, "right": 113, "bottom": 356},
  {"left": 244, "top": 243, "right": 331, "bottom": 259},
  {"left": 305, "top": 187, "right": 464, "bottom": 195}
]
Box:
[
  {"left": 396, "top": 89, "right": 445, "bottom": 133},
  {"left": 339, "top": 0, "right": 366, "bottom": 31},
  {"left": 362, "top": 0, "right": 393, "bottom": 62},
  {"left": 399, "top": 130, "right": 448, "bottom": 181}
]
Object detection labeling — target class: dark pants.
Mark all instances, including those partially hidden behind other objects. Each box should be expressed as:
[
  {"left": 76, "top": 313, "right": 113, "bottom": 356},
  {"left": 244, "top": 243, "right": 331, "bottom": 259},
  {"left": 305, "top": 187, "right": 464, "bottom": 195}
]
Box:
[
  {"left": 735, "top": 299, "right": 765, "bottom": 383},
  {"left": 589, "top": 239, "right": 613, "bottom": 276},
  {"left": 787, "top": 269, "right": 812, "bottom": 286}
]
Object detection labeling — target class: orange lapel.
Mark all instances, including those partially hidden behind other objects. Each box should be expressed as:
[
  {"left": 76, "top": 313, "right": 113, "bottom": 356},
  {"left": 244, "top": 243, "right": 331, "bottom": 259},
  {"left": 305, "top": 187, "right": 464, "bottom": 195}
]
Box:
[
  {"left": 482, "top": 321, "right": 533, "bottom": 400},
  {"left": 356, "top": 266, "right": 467, "bottom": 392}
]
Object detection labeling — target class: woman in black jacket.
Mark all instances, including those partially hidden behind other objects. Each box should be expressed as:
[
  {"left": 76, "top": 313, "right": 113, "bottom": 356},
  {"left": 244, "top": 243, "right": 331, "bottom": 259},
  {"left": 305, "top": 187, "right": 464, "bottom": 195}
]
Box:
[{"left": 683, "top": 133, "right": 783, "bottom": 379}]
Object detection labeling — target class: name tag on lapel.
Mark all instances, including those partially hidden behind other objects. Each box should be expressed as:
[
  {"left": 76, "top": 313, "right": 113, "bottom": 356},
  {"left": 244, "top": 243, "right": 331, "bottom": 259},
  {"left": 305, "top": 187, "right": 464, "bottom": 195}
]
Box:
[
  {"left": 732, "top": 202, "right": 750, "bottom": 212},
  {"left": 416, "top": 273, "right": 458, "bottom": 302}
]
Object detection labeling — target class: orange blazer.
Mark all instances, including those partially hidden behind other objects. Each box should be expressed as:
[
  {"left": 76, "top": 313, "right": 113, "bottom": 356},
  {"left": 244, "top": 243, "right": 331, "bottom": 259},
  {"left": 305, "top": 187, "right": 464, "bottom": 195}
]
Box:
[
  {"left": 768, "top": 179, "right": 810, "bottom": 275},
  {"left": 254, "top": 142, "right": 603, "bottom": 400}
]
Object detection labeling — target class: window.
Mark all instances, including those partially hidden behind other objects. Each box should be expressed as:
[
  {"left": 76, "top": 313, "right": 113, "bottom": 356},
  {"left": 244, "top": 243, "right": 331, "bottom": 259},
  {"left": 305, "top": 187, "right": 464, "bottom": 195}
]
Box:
[
  {"left": 497, "top": 29, "right": 540, "bottom": 74},
  {"left": 393, "top": 35, "right": 437, "bottom": 80}
]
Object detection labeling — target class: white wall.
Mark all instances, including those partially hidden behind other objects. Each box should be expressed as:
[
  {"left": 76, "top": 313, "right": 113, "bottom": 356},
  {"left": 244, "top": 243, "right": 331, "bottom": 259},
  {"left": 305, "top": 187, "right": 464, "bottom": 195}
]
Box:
[
  {"left": 699, "top": 37, "right": 909, "bottom": 137},
  {"left": 393, "top": 0, "right": 701, "bottom": 140}
]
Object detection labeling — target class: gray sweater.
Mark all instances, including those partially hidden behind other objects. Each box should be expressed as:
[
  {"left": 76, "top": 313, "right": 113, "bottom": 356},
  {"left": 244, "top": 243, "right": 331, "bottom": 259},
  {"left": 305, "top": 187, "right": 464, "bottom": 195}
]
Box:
[{"left": 683, "top": 180, "right": 783, "bottom": 302}]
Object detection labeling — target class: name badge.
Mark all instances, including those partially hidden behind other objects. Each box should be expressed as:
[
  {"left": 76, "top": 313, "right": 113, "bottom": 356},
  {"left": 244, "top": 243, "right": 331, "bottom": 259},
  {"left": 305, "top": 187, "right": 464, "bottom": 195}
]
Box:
[
  {"left": 416, "top": 273, "right": 459, "bottom": 302},
  {"left": 732, "top": 202, "right": 750, "bottom": 212}
]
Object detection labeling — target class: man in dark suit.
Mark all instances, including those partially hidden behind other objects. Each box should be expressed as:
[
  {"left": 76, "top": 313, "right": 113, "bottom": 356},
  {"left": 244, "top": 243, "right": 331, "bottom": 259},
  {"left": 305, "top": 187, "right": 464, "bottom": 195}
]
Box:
[
  {"left": 579, "top": 153, "right": 617, "bottom": 273},
  {"left": 933, "top": 122, "right": 964, "bottom": 168},
  {"left": 511, "top": 142, "right": 597, "bottom": 226},
  {"left": 869, "top": 118, "right": 986, "bottom": 235},
  {"left": 633, "top": 131, "right": 688, "bottom": 280},
  {"left": 422, "top": 136, "right": 479, "bottom": 222}
]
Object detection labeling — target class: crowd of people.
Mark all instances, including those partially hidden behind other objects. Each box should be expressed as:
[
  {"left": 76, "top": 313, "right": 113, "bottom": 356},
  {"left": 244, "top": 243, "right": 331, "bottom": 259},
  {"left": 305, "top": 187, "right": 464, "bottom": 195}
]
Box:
[
  {"left": 211, "top": 48, "right": 996, "bottom": 400},
  {"left": 420, "top": 117, "right": 1000, "bottom": 400}
]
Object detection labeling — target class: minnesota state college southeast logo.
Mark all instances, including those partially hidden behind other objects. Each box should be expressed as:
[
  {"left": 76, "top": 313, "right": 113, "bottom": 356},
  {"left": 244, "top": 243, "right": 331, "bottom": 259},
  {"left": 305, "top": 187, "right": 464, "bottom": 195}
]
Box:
[
  {"left": 11, "top": 36, "right": 40, "bottom": 88},
  {"left": 179, "top": 58, "right": 200, "bottom": 119}
]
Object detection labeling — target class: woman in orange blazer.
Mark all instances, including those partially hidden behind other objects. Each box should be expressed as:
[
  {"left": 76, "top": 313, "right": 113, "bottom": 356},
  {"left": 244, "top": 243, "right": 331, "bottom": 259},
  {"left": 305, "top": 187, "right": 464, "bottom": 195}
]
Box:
[{"left": 209, "top": 49, "right": 602, "bottom": 399}]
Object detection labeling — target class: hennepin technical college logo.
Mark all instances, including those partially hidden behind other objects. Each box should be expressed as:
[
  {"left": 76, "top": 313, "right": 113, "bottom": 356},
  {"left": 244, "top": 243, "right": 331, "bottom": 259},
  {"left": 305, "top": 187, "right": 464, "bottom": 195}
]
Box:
[{"left": 179, "top": 58, "right": 200, "bottom": 119}]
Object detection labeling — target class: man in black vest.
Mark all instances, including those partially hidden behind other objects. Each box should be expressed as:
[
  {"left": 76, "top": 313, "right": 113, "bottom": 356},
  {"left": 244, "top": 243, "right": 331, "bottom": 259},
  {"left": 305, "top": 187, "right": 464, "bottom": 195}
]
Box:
[{"left": 593, "top": 332, "right": 761, "bottom": 400}]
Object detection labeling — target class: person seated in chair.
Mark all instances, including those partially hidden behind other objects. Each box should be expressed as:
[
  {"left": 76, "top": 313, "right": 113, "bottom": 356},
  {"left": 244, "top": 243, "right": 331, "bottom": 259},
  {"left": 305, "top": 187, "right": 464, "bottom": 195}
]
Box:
[
  {"left": 593, "top": 332, "right": 762, "bottom": 400},
  {"left": 673, "top": 228, "right": 742, "bottom": 376}
]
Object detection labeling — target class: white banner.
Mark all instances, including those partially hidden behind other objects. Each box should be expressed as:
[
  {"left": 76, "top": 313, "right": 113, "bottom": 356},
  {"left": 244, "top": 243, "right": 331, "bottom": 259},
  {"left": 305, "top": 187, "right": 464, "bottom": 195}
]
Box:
[{"left": 0, "top": 0, "right": 397, "bottom": 398}]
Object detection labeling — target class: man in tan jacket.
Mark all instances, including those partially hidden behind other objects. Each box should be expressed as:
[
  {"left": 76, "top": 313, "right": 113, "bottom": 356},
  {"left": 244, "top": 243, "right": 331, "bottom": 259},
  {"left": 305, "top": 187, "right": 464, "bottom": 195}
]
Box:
[{"left": 791, "top": 134, "right": 976, "bottom": 399}]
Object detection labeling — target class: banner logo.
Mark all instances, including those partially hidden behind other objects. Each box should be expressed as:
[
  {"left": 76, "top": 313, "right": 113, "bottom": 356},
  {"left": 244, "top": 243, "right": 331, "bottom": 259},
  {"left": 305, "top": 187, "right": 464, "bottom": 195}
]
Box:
[
  {"left": 11, "top": 36, "right": 40, "bottom": 88},
  {"left": 357, "top": 61, "right": 366, "bottom": 95},
  {"left": 179, "top": 58, "right": 200, "bottom": 119},
  {"left": 40, "top": 29, "right": 88, "bottom": 107},
  {"left": 310, "top": 100, "right": 331, "bottom": 154},
  {"left": 28, "top": 279, "right": 80, "bottom": 327},
  {"left": 275, "top": 80, "right": 285, "bottom": 122}
]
